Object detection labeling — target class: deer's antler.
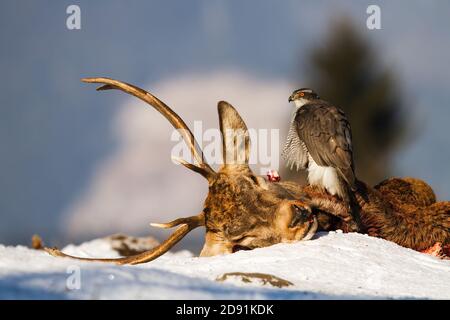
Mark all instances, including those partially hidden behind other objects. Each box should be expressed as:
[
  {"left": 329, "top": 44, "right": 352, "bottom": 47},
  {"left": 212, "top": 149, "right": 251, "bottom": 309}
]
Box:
[
  {"left": 44, "top": 212, "right": 204, "bottom": 265},
  {"left": 81, "top": 77, "right": 216, "bottom": 180},
  {"left": 43, "top": 77, "right": 216, "bottom": 265}
]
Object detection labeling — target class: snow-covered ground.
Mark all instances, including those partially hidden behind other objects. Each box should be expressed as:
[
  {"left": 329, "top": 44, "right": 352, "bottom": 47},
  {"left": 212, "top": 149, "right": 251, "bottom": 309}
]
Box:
[{"left": 0, "top": 231, "right": 449, "bottom": 299}]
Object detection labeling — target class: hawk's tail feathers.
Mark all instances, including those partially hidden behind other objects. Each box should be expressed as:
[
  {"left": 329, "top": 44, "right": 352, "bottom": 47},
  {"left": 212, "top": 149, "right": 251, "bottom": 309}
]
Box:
[
  {"left": 337, "top": 167, "right": 357, "bottom": 192},
  {"left": 341, "top": 181, "right": 365, "bottom": 233}
]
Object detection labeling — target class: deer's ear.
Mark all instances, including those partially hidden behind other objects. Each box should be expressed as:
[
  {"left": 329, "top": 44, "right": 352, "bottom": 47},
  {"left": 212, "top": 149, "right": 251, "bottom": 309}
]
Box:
[{"left": 218, "top": 101, "right": 250, "bottom": 166}]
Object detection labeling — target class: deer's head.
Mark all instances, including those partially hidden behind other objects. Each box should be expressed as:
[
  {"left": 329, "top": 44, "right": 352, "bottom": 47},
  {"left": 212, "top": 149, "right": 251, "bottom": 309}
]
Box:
[{"left": 45, "top": 78, "right": 318, "bottom": 265}]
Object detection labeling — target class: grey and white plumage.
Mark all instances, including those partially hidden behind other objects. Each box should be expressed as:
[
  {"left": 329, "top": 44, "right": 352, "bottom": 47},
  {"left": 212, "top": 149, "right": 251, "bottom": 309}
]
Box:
[{"left": 283, "top": 88, "right": 356, "bottom": 201}]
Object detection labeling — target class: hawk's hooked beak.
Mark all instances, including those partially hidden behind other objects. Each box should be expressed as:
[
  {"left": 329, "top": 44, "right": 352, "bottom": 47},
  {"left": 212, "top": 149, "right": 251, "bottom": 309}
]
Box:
[{"left": 288, "top": 95, "right": 294, "bottom": 103}]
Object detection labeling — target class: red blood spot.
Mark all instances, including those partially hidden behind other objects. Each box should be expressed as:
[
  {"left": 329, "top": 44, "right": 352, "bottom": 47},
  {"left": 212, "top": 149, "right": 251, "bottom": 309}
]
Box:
[
  {"left": 421, "top": 242, "right": 450, "bottom": 259},
  {"left": 266, "top": 170, "right": 281, "bottom": 182}
]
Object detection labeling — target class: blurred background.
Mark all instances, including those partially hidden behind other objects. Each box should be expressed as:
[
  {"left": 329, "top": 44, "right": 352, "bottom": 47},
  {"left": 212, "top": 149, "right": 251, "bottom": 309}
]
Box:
[{"left": 1, "top": 1, "right": 450, "bottom": 253}]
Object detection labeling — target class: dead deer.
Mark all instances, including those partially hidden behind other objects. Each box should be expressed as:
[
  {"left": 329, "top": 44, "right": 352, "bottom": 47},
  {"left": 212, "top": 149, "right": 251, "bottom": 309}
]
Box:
[{"left": 45, "top": 77, "right": 340, "bottom": 265}]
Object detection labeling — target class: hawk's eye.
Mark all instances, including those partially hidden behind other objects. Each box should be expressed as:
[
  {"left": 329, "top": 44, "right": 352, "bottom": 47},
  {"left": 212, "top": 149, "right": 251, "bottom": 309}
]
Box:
[{"left": 300, "top": 92, "right": 305, "bottom": 97}]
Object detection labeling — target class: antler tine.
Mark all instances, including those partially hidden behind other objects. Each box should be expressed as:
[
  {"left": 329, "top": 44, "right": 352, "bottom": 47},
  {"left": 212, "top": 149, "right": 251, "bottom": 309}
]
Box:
[
  {"left": 81, "top": 77, "right": 215, "bottom": 179},
  {"left": 44, "top": 213, "right": 205, "bottom": 265},
  {"left": 150, "top": 213, "right": 205, "bottom": 229}
]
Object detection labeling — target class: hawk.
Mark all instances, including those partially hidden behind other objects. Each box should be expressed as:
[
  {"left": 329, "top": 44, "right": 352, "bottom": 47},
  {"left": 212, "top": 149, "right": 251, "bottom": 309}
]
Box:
[{"left": 282, "top": 88, "right": 356, "bottom": 203}]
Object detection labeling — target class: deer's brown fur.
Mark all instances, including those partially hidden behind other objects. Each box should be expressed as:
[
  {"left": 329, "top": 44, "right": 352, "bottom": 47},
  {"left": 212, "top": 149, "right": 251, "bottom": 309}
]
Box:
[{"left": 301, "top": 178, "right": 450, "bottom": 251}]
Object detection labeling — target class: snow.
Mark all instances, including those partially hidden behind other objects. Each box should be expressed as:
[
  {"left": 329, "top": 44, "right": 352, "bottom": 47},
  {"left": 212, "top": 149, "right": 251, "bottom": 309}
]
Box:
[{"left": 0, "top": 232, "right": 449, "bottom": 299}]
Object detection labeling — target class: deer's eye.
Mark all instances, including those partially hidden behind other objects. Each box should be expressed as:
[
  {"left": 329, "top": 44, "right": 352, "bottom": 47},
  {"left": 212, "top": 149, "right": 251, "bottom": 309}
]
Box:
[{"left": 231, "top": 234, "right": 254, "bottom": 243}]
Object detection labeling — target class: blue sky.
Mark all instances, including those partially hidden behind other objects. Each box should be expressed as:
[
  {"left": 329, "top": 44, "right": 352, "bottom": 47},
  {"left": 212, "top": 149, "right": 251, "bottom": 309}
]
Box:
[{"left": 1, "top": 1, "right": 450, "bottom": 245}]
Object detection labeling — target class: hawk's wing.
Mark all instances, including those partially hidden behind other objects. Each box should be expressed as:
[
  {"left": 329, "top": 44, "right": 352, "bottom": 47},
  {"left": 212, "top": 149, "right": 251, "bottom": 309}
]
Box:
[
  {"left": 295, "top": 103, "right": 356, "bottom": 189},
  {"left": 282, "top": 116, "right": 309, "bottom": 171}
]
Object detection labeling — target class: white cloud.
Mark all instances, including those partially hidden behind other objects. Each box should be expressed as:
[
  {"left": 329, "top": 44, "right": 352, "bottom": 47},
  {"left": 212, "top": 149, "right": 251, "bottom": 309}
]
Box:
[{"left": 61, "top": 70, "right": 293, "bottom": 240}]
